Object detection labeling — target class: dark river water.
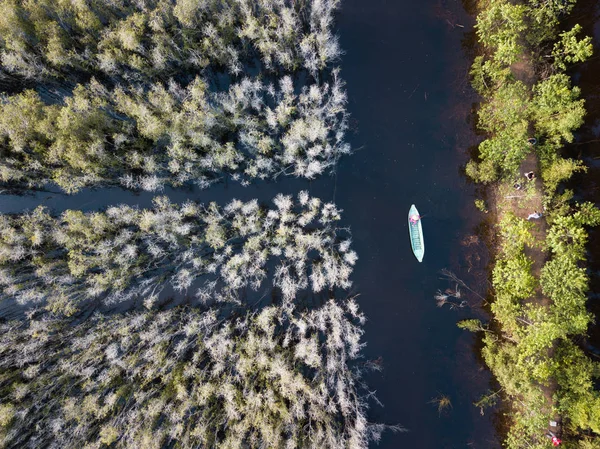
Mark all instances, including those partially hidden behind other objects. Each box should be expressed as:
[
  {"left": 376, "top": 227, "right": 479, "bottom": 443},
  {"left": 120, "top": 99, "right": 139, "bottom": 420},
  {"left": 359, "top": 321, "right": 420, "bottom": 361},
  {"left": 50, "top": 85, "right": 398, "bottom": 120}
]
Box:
[
  {"left": 0, "top": 0, "right": 503, "bottom": 447},
  {"left": 564, "top": 0, "right": 600, "bottom": 360},
  {"left": 331, "top": 0, "right": 499, "bottom": 447}
]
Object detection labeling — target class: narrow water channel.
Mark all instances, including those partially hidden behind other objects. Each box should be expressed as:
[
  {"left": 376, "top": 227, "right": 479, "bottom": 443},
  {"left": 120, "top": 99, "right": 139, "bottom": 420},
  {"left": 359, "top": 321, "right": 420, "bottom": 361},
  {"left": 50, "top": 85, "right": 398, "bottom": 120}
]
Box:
[
  {"left": 0, "top": 1, "right": 501, "bottom": 447},
  {"left": 332, "top": 1, "right": 498, "bottom": 447}
]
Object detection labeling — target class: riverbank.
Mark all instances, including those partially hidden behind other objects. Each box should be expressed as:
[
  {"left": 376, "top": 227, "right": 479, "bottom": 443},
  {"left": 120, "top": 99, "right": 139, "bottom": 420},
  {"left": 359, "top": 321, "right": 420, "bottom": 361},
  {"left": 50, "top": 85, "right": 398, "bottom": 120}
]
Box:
[{"left": 466, "top": 0, "right": 600, "bottom": 447}]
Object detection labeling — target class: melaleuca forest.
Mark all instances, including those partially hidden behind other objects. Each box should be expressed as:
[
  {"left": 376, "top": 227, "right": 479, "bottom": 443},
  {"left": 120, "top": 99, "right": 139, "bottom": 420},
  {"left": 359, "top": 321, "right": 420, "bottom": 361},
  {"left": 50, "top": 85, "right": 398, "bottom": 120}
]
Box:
[{"left": 0, "top": 1, "right": 600, "bottom": 448}]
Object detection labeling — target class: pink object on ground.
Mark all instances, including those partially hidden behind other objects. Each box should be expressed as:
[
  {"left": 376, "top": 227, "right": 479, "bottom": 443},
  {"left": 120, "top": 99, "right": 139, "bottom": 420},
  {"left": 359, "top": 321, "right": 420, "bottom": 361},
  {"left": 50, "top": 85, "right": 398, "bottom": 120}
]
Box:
[{"left": 552, "top": 436, "right": 561, "bottom": 446}]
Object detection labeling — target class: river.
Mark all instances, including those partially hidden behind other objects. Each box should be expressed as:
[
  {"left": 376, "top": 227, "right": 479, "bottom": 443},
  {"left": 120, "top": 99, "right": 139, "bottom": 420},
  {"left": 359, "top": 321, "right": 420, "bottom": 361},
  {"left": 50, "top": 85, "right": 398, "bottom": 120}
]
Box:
[
  {"left": 331, "top": 0, "right": 498, "bottom": 447},
  {"left": 564, "top": 0, "right": 600, "bottom": 363},
  {"left": 0, "top": 0, "right": 501, "bottom": 447}
]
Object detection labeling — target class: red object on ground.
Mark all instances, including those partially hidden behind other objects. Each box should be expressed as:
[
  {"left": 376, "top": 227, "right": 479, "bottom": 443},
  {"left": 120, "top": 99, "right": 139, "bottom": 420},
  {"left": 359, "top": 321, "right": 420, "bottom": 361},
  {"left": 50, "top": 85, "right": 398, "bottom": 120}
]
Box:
[{"left": 552, "top": 436, "right": 561, "bottom": 446}]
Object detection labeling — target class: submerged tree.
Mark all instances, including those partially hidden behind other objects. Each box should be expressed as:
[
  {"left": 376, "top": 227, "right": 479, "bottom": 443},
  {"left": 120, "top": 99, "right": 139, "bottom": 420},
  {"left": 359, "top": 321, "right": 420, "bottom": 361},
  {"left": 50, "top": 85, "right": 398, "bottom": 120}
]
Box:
[
  {"left": 0, "top": 72, "right": 349, "bottom": 193},
  {"left": 0, "top": 0, "right": 342, "bottom": 82},
  {"left": 0, "top": 2, "right": 397, "bottom": 448},
  {"left": 0, "top": 298, "right": 400, "bottom": 448},
  {"left": 0, "top": 192, "right": 357, "bottom": 316},
  {"left": 0, "top": 0, "right": 351, "bottom": 193}
]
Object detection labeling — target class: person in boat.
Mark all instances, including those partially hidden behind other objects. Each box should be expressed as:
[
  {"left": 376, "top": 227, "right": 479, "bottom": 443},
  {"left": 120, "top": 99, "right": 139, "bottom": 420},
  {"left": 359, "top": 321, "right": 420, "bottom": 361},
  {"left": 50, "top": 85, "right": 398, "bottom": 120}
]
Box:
[{"left": 409, "top": 214, "right": 420, "bottom": 224}]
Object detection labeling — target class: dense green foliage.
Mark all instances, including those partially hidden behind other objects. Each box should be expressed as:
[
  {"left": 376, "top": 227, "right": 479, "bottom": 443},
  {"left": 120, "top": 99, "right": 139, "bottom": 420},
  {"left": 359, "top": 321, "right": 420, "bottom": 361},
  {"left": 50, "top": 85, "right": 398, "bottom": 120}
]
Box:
[
  {"left": 481, "top": 203, "right": 600, "bottom": 448},
  {"left": 552, "top": 24, "right": 594, "bottom": 70},
  {"left": 0, "top": 300, "right": 392, "bottom": 448},
  {"left": 476, "top": 1, "right": 528, "bottom": 66},
  {"left": 0, "top": 74, "right": 349, "bottom": 192},
  {"left": 467, "top": 0, "right": 600, "bottom": 447},
  {"left": 0, "top": 0, "right": 350, "bottom": 192},
  {"left": 467, "top": 0, "right": 591, "bottom": 183}
]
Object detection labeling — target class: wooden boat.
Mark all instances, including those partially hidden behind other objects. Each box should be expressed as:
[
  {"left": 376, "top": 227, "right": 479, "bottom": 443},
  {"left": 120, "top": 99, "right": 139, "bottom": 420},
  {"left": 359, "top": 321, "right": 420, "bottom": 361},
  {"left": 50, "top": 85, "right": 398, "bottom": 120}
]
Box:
[{"left": 408, "top": 204, "right": 424, "bottom": 262}]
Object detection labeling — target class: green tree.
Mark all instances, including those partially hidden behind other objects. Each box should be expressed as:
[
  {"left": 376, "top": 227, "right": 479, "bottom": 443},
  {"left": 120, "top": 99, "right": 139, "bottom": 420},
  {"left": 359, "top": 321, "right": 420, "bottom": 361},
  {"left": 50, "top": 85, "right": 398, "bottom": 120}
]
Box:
[
  {"left": 541, "top": 157, "right": 587, "bottom": 193},
  {"left": 493, "top": 253, "right": 537, "bottom": 300},
  {"left": 552, "top": 24, "right": 593, "bottom": 70},
  {"left": 541, "top": 256, "right": 591, "bottom": 335},
  {"left": 476, "top": 1, "right": 528, "bottom": 65},
  {"left": 531, "top": 74, "right": 586, "bottom": 146},
  {"left": 465, "top": 158, "right": 499, "bottom": 184},
  {"left": 498, "top": 212, "right": 535, "bottom": 258},
  {"left": 478, "top": 81, "right": 530, "bottom": 135},
  {"left": 573, "top": 202, "right": 600, "bottom": 227},
  {"left": 526, "top": 0, "right": 577, "bottom": 45},
  {"left": 457, "top": 319, "right": 489, "bottom": 333},
  {"left": 553, "top": 341, "right": 600, "bottom": 434},
  {"left": 478, "top": 130, "right": 530, "bottom": 176},
  {"left": 545, "top": 215, "right": 588, "bottom": 261},
  {"left": 470, "top": 56, "right": 513, "bottom": 96},
  {"left": 491, "top": 291, "right": 522, "bottom": 337}
]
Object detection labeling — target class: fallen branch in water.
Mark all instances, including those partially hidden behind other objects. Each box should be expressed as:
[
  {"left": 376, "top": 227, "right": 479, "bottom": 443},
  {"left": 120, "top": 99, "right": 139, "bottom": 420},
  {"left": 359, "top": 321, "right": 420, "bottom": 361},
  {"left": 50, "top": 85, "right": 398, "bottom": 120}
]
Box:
[{"left": 439, "top": 268, "right": 487, "bottom": 303}]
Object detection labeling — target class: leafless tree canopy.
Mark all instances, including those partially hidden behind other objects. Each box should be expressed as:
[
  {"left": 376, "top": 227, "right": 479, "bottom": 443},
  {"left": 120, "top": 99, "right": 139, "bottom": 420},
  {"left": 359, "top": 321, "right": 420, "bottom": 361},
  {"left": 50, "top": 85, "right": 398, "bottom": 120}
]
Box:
[
  {"left": 0, "top": 192, "right": 356, "bottom": 316},
  {"left": 0, "top": 299, "right": 383, "bottom": 448}
]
